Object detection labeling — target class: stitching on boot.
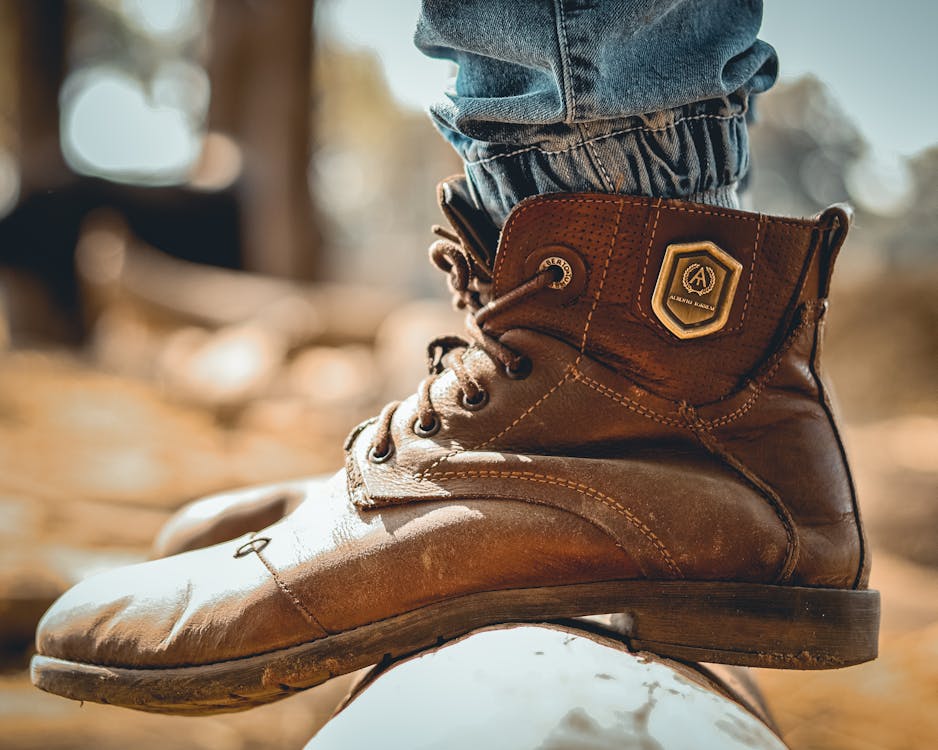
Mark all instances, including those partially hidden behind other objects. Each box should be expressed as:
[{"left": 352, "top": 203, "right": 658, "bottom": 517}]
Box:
[
  {"left": 494, "top": 195, "right": 628, "bottom": 295},
  {"left": 254, "top": 549, "right": 329, "bottom": 635},
  {"left": 635, "top": 199, "right": 663, "bottom": 324},
  {"left": 702, "top": 307, "right": 814, "bottom": 428},
  {"left": 345, "top": 450, "right": 366, "bottom": 503},
  {"left": 568, "top": 303, "right": 817, "bottom": 430},
  {"left": 478, "top": 366, "right": 576, "bottom": 448},
  {"left": 683, "top": 413, "right": 800, "bottom": 585},
  {"left": 426, "top": 469, "right": 681, "bottom": 577},
  {"left": 579, "top": 199, "right": 624, "bottom": 353},
  {"left": 722, "top": 212, "right": 762, "bottom": 334},
  {"left": 809, "top": 304, "right": 868, "bottom": 589},
  {"left": 571, "top": 369, "right": 683, "bottom": 426},
  {"left": 415, "top": 303, "right": 816, "bottom": 478},
  {"left": 414, "top": 365, "right": 576, "bottom": 479},
  {"left": 739, "top": 213, "right": 762, "bottom": 327},
  {"left": 660, "top": 203, "right": 816, "bottom": 228},
  {"left": 420, "top": 197, "right": 624, "bottom": 478}
]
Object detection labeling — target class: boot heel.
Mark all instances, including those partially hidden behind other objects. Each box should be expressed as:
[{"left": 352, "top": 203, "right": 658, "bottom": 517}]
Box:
[{"left": 605, "top": 581, "right": 880, "bottom": 669}]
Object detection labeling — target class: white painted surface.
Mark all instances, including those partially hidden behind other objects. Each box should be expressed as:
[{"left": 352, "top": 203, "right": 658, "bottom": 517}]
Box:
[{"left": 307, "top": 624, "right": 786, "bottom": 750}]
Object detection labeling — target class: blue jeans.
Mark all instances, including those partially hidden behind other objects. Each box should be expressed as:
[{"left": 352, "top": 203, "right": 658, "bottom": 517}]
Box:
[{"left": 415, "top": 0, "right": 778, "bottom": 225}]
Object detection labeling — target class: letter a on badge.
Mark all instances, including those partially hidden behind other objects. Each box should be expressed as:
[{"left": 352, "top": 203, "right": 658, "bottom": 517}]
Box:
[{"left": 651, "top": 241, "right": 742, "bottom": 339}]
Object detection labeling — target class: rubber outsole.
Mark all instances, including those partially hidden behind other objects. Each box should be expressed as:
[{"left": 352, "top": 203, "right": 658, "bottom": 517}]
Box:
[{"left": 30, "top": 579, "right": 880, "bottom": 715}]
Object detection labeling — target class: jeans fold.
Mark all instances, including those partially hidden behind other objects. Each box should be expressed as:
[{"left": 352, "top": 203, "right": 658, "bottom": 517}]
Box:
[{"left": 416, "top": 0, "right": 776, "bottom": 224}]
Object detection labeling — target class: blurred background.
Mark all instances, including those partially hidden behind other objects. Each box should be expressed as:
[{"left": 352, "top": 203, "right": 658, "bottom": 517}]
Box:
[{"left": 0, "top": 1, "right": 935, "bottom": 748}]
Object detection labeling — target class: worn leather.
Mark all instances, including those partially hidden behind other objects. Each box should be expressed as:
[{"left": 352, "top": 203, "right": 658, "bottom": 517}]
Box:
[
  {"left": 35, "top": 182, "right": 867, "bottom": 670},
  {"left": 151, "top": 480, "right": 311, "bottom": 558}
]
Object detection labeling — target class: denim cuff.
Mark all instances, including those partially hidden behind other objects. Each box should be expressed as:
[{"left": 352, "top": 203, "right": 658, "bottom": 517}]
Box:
[{"left": 435, "top": 95, "right": 749, "bottom": 226}]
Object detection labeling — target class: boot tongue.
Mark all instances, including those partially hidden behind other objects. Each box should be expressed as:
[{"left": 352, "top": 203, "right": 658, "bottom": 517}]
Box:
[{"left": 437, "top": 177, "right": 499, "bottom": 276}]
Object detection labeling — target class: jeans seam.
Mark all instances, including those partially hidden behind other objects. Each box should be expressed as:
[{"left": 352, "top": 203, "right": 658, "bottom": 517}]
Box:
[
  {"left": 578, "top": 123, "right": 615, "bottom": 191},
  {"left": 552, "top": 0, "right": 576, "bottom": 124},
  {"left": 464, "top": 104, "right": 749, "bottom": 167}
]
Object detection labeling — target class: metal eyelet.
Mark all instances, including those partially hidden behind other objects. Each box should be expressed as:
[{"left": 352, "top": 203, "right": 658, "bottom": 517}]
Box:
[
  {"left": 504, "top": 356, "right": 532, "bottom": 380},
  {"left": 368, "top": 443, "right": 394, "bottom": 463},
  {"left": 234, "top": 536, "right": 270, "bottom": 558},
  {"left": 413, "top": 416, "right": 441, "bottom": 438},
  {"left": 460, "top": 388, "right": 489, "bottom": 411},
  {"left": 523, "top": 245, "right": 587, "bottom": 303},
  {"left": 538, "top": 256, "right": 574, "bottom": 289}
]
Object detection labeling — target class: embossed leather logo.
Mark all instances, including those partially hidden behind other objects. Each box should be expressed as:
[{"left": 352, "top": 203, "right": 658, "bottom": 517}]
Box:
[{"left": 651, "top": 241, "right": 742, "bottom": 339}]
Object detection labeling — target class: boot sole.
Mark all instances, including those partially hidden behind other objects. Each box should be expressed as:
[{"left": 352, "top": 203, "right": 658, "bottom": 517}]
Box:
[{"left": 31, "top": 579, "right": 880, "bottom": 715}]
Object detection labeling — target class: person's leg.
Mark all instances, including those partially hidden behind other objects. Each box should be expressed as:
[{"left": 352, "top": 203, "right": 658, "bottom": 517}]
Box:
[{"left": 415, "top": 0, "right": 777, "bottom": 225}]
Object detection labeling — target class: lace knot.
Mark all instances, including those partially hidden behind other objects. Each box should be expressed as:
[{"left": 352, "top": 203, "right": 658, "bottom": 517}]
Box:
[{"left": 362, "top": 231, "right": 553, "bottom": 463}]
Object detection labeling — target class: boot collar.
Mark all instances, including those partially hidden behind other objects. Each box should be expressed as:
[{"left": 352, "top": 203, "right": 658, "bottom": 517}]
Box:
[
  {"left": 437, "top": 176, "right": 499, "bottom": 278},
  {"left": 478, "top": 192, "right": 849, "bottom": 403}
]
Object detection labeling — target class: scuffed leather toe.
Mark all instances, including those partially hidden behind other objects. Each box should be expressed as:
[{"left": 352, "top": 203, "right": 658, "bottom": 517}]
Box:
[{"left": 36, "top": 538, "right": 320, "bottom": 669}]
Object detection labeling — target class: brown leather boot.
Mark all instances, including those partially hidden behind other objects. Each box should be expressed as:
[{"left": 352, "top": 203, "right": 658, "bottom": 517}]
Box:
[{"left": 32, "top": 179, "right": 879, "bottom": 715}]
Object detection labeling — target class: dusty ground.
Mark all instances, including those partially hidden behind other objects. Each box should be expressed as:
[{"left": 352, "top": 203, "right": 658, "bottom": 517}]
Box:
[{"left": 0, "top": 274, "right": 935, "bottom": 749}]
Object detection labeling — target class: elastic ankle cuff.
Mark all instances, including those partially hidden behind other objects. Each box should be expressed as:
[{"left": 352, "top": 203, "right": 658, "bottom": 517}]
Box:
[
  {"left": 687, "top": 185, "right": 740, "bottom": 210},
  {"left": 448, "top": 97, "right": 750, "bottom": 226}
]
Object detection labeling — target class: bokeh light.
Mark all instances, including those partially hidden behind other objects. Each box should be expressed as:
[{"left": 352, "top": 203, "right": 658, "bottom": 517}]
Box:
[{"left": 61, "top": 66, "right": 203, "bottom": 184}]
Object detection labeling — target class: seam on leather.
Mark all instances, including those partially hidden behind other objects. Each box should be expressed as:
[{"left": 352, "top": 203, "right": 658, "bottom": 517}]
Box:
[
  {"left": 810, "top": 304, "right": 868, "bottom": 590},
  {"left": 722, "top": 212, "right": 762, "bottom": 334},
  {"left": 255, "top": 549, "right": 328, "bottom": 635},
  {"left": 652, "top": 202, "right": 815, "bottom": 228},
  {"left": 571, "top": 369, "right": 684, "bottom": 426},
  {"left": 703, "top": 308, "right": 814, "bottom": 428},
  {"left": 414, "top": 364, "right": 576, "bottom": 478},
  {"left": 636, "top": 198, "right": 663, "bottom": 324},
  {"left": 345, "top": 450, "right": 362, "bottom": 500},
  {"left": 479, "top": 365, "right": 576, "bottom": 448},
  {"left": 579, "top": 197, "right": 624, "bottom": 352},
  {"left": 426, "top": 469, "right": 681, "bottom": 577},
  {"left": 568, "top": 304, "right": 816, "bottom": 430},
  {"left": 494, "top": 195, "right": 627, "bottom": 297},
  {"left": 686, "top": 418, "right": 799, "bottom": 585}
]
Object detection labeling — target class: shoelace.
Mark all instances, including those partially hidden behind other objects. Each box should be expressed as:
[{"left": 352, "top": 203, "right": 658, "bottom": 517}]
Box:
[{"left": 367, "top": 228, "right": 556, "bottom": 462}]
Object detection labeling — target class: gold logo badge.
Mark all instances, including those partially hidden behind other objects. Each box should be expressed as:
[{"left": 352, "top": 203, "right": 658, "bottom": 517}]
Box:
[{"left": 651, "top": 241, "right": 742, "bottom": 339}]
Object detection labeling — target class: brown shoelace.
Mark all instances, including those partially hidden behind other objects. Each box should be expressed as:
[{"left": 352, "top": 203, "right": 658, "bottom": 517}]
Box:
[{"left": 367, "top": 229, "right": 555, "bottom": 462}]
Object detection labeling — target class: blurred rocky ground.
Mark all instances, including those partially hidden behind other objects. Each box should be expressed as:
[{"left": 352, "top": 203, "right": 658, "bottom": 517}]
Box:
[{"left": 0, "top": 40, "right": 936, "bottom": 750}]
